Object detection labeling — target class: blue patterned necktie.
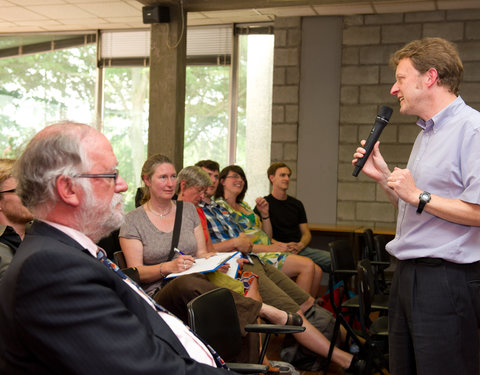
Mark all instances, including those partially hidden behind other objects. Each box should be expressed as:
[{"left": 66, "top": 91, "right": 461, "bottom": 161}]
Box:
[{"left": 95, "top": 249, "right": 228, "bottom": 370}]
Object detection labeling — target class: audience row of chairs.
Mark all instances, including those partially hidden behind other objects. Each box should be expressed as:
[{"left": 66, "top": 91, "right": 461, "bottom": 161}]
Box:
[
  {"left": 323, "top": 229, "right": 393, "bottom": 374},
  {"left": 111, "top": 228, "right": 393, "bottom": 374},
  {"left": 112, "top": 249, "right": 306, "bottom": 373}
]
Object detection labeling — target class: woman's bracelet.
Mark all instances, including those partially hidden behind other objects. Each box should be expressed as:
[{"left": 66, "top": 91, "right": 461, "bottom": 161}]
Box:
[
  {"left": 159, "top": 263, "right": 166, "bottom": 278},
  {"left": 262, "top": 216, "right": 270, "bottom": 220}
]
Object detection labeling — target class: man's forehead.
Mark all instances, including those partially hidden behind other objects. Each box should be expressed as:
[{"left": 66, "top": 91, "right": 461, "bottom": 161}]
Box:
[
  {"left": 276, "top": 167, "right": 291, "bottom": 175},
  {"left": 396, "top": 58, "right": 418, "bottom": 75},
  {"left": 83, "top": 133, "right": 117, "bottom": 170},
  {"left": 202, "top": 167, "right": 219, "bottom": 175}
]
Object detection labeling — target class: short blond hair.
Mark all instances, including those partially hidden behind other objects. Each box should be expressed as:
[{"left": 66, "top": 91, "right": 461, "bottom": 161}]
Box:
[{"left": 0, "top": 159, "right": 15, "bottom": 188}]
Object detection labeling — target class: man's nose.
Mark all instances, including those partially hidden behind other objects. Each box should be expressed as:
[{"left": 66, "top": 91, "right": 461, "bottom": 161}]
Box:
[
  {"left": 390, "top": 82, "right": 399, "bottom": 95},
  {"left": 115, "top": 176, "right": 128, "bottom": 193}
]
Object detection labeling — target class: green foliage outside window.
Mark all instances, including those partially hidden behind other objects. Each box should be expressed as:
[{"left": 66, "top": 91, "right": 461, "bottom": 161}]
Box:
[
  {"left": 0, "top": 46, "right": 96, "bottom": 158},
  {"left": 184, "top": 65, "right": 230, "bottom": 169},
  {"left": 102, "top": 67, "right": 149, "bottom": 213}
]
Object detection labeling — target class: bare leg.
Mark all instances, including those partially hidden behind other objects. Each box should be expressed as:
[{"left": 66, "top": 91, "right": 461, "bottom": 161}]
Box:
[
  {"left": 281, "top": 254, "right": 315, "bottom": 294},
  {"left": 293, "top": 310, "right": 354, "bottom": 369},
  {"left": 310, "top": 264, "right": 323, "bottom": 297},
  {"left": 259, "top": 303, "right": 290, "bottom": 325},
  {"left": 299, "top": 296, "right": 315, "bottom": 314}
]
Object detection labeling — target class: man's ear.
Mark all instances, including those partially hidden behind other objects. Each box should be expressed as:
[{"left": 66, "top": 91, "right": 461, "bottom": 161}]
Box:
[
  {"left": 268, "top": 174, "right": 274, "bottom": 184},
  {"left": 425, "top": 67, "right": 439, "bottom": 88},
  {"left": 56, "top": 176, "right": 81, "bottom": 207}
]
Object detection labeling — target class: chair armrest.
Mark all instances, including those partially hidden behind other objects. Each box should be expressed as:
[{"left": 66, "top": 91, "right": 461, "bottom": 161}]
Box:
[
  {"left": 244, "top": 324, "right": 305, "bottom": 335},
  {"left": 226, "top": 363, "right": 269, "bottom": 373},
  {"left": 122, "top": 267, "right": 140, "bottom": 284}
]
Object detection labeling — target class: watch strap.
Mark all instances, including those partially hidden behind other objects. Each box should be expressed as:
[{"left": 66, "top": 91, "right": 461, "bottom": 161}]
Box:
[{"left": 416, "top": 192, "right": 431, "bottom": 214}]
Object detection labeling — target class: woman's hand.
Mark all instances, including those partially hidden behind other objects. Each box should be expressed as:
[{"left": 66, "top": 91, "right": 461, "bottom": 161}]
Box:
[
  {"left": 236, "top": 257, "right": 251, "bottom": 272},
  {"left": 234, "top": 233, "right": 253, "bottom": 254},
  {"left": 217, "top": 263, "right": 231, "bottom": 274},
  {"left": 274, "top": 241, "right": 290, "bottom": 252},
  {"left": 170, "top": 254, "right": 196, "bottom": 272}
]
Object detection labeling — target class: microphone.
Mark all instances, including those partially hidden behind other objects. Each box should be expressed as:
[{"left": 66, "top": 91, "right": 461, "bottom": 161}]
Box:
[{"left": 352, "top": 106, "right": 393, "bottom": 177}]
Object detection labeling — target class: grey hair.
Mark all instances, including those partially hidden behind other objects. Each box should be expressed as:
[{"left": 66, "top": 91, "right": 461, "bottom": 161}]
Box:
[
  {"left": 176, "top": 166, "right": 212, "bottom": 194},
  {"left": 13, "top": 122, "right": 94, "bottom": 218}
]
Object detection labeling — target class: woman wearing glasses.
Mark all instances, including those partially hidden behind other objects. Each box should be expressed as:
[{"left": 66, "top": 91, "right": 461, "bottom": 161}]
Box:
[
  {"left": 215, "top": 165, "right": 323, "bottom": 297},
  {"left": 119, "top": 154, "right": 300, "bottom": 363}
]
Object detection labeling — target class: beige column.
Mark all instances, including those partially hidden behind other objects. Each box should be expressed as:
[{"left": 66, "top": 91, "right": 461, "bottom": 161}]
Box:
[{"left": 147, "top": 4, "right": 186, "bottom": 170}]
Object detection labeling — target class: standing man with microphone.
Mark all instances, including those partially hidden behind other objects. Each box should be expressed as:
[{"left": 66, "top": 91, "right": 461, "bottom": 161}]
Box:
[{"left": 353, "top": 37, "right": 480, "bottom": 375}]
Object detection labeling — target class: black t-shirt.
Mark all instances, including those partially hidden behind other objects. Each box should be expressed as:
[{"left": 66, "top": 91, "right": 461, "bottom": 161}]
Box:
[{"left": 258, "top": 194, "right": 308, "bottom": 243}]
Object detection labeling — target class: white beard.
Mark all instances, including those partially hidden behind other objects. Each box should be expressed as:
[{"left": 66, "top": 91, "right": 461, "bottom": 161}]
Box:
[{"left": 75, "top": 182, "right": 125, "bottom": 242}]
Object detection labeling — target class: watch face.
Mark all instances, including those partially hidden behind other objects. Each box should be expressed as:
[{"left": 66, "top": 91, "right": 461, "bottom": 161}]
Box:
[{"left": 420, "top": 192, "right": 431, "bottom": 202}]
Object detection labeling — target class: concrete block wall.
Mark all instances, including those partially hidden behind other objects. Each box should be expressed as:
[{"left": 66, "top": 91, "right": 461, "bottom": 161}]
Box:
[
  {"left": 271, "top": 16, "right": 302, "bottom": 196},
  {"left": 338, "top": 9, "right": 480, "bottom": 228}
]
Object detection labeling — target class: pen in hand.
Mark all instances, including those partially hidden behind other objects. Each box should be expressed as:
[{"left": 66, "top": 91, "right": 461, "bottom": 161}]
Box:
[{"left": 174, "top": 248, "right": 196, "bottom": 263}]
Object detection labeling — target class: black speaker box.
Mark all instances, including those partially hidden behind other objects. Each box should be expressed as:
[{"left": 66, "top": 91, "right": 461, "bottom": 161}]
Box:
[{"left": 142, "top": 5, "right": 170, "bottom": 24}]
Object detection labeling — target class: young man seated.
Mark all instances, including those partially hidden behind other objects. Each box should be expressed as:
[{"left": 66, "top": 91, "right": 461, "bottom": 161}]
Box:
[
  {"left": 195, "top": 160, "right": 365, "bottom": 374},
  {"left": 255, "top": 162, "right": 331, "bottom": 273}
]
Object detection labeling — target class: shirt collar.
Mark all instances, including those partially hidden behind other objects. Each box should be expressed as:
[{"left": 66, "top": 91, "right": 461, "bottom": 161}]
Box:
[
  {"left": 41, "top": 220, "right": 98, "bottom": 257},
  {"left": 416, "top": 96, "right": 463, "bottom": 133}
]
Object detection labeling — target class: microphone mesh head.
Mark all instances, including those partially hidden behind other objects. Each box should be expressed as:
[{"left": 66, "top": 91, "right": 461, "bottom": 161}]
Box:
[{"left": 379, "top": 106, "right": 393, "bottom": 120}]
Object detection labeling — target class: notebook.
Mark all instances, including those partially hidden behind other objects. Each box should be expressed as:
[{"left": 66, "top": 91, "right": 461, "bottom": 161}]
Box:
[{"left": 165, "top": 251, "right": 240, "bottom": 279}]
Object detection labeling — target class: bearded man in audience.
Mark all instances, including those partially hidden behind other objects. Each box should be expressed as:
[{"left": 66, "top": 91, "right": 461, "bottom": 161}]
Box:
[{"left": 0, "top": 122, "right": 232, "bottom": 375}]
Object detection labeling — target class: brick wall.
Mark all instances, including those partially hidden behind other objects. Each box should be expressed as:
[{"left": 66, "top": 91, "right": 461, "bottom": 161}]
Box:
[
  {"left": 271, "top": 10, "right": 480, "bottom": 228},
  {"left": 339, "top": 9, "right": 480, "bottom": 228},
  {"left": 271, "top": 16, "right": 302, "bottom": 196}
]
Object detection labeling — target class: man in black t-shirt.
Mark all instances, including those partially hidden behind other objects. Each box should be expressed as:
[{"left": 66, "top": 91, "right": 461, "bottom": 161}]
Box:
[{"left": 256, "top": 163, "right": 331, "bottom": 272}]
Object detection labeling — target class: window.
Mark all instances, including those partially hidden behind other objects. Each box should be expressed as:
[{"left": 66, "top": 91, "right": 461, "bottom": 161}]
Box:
[
  {"left": 0, "top": 39, "right": 96, "bottom": 158},
  {"left": 0, "top": 25, "right": 274, "bottom": 211},
  {"left": 102, "top": 66, "right": 150, "bottom": 212},
  {"left": 184, "top": 65, "right": 230, "bottom": 168},
  {"left": 183, "top": 26, "right": 274, "bottom": 207},
  {"left": 236, "top": 33, "right": 274, "bottom": 205}
]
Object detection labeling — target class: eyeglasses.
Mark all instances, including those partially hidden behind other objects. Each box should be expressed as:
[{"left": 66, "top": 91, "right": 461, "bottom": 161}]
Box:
[
  {"left": 74, "top": 169, "right": 119, "bottom": 184},
  {"left": 226, "top": 174, "right": 243, "bottom": 180},
  {"left": 0, "top": 188, "right": 16, "bottom": 194}
]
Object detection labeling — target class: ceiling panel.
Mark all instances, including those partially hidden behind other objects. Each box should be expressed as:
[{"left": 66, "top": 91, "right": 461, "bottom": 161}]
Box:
[{"left": 0, "top": 0, "right": 480, "bottom": 34}]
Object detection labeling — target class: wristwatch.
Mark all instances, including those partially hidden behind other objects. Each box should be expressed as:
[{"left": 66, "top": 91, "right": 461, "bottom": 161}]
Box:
[{"left": 416, "top": 191, "right": 431, "bottom": 214}]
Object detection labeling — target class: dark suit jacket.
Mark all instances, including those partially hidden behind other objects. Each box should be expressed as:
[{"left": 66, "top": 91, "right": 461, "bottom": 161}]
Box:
[{"left": 0, "top": 221, "right": 230, "bottom": 375}]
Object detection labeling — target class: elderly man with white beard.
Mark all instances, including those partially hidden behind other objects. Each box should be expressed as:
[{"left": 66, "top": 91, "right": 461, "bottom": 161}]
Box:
[{"left": 0, "top": 122, "right": 233, "bottom": 375}]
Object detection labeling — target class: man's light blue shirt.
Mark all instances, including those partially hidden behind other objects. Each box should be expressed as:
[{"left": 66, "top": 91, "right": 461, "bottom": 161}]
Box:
[{"left": 387, "top": 96, "right": 480, "bottom": 263}]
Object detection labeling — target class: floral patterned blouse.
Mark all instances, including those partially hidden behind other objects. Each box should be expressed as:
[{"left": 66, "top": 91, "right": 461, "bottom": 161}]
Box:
[{"left": 216, "top": 198, "right": 288, "bottom": 270}]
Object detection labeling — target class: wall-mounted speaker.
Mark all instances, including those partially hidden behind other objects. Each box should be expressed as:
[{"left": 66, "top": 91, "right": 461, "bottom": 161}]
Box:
[{"left": 142, "top": 5, "right": 170, "bottom": 24}]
